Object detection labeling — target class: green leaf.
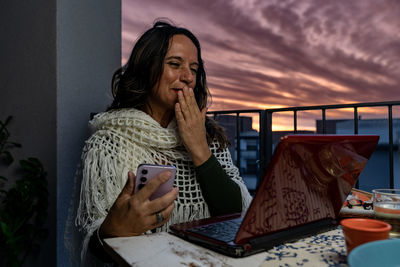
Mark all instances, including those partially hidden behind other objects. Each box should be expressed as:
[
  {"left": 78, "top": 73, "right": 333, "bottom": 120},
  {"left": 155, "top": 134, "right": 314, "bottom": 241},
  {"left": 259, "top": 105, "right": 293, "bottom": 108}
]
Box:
[
  {"left": 27, "top": 157, "right": 41, "bottom": 165},
  {"left": 4, "top": 116, "right": 13, "bottom": 126},
  {"left": 0, "top": 116, "right": 11, "bottom": 131},
  {"left": 19, "top": 159, "right": 35, "bottom": 172},
  {"left": 10, "top": 142, "right": 21, "bottom": 148},
  {"left": 2, "top": 151, "right": 14, "bottom": 165},
  {"left": 0, "top": 222, "right": 10, "bottom": 236}
]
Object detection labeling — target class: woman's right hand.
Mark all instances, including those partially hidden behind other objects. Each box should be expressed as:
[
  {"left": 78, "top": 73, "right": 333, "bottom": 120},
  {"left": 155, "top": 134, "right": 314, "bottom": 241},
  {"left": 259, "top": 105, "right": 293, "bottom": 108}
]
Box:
[{"left": 99, "top": 171, "right": 178, "bottom": 238}]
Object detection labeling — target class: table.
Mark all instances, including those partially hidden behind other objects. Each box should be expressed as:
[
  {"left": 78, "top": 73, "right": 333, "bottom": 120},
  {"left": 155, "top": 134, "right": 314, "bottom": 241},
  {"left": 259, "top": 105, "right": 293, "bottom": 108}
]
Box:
[{"left": 103, "top": 228, "right": 347, "bottom": 267}]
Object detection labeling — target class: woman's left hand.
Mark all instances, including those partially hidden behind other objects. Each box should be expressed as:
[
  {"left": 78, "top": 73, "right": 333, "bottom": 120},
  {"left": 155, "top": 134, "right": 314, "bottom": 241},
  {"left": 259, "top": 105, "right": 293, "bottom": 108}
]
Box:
[{"left": 175, "top": 86, "right": 211, "bottom": 166}]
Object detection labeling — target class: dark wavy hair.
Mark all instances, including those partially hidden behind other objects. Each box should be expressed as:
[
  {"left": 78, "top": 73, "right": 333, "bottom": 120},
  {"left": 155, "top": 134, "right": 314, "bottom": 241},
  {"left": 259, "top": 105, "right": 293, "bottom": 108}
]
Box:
[{"left": 108, "top": 20, "right": 229, "bottom": 148}]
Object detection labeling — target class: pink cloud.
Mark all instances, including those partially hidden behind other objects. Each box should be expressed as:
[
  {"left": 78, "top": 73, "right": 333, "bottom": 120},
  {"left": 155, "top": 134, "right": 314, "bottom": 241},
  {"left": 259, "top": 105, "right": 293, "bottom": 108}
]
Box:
[{"left": 121, "top": 0, "right": 400, "bottom": 129}]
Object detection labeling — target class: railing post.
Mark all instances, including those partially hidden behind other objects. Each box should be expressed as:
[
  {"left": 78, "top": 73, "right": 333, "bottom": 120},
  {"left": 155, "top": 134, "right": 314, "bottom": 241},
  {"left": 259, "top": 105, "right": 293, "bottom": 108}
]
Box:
[
  {"left": 263, "top": 110, "right": 273, "bottom": 179},
  {"left": 322, "top": 109, "right": 326, "bottom": 134},
  {"left": 354, "top": 107, "right": 359, "bottom": 189},
  {"left": 388, "top": 105, "right": 394, "bottom": 189},
  {"left": 236, "top": 112, "right": 241, "bottom": 171},
  {"left": 354, "top": 107, "right": 359, "bottom": 134},
  {"left": 294, "top": 110, "right": 297, "bottom": 133},
  {"left": 259, "top": 110, "right": 267, "bottom": 183}
]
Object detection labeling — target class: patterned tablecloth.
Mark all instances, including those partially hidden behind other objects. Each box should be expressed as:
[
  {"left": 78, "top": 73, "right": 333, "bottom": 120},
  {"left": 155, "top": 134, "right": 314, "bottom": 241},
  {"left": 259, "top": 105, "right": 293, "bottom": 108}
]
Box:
[
  {"left": 104, "top": 227, "right": 348, "bottom": 267},
  {"left": 261, "top": 228, "right": 347, "bottom": 267}
]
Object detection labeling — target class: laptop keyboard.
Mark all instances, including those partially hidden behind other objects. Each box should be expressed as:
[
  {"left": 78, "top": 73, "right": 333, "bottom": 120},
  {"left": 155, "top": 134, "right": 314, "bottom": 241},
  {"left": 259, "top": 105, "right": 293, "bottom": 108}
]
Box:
[{"left": 187, "top": 218, "right": 243, "bottom": 243}]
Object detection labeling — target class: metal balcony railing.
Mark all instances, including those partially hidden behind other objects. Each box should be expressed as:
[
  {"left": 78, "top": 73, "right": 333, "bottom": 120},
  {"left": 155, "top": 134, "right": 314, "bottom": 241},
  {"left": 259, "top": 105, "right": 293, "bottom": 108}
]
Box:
[{"left": 209, "top": 101, "right": 400, "bottom": 190}]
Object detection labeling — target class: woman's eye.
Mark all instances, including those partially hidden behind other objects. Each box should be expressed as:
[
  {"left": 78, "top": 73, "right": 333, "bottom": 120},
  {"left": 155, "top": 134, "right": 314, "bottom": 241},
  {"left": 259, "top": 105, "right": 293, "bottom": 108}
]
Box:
[
  {"left": 168, "top": 62, "right": 179, "bottom": 67},
  {"left": 191, "top": 68, "right": 198, "bottom": 74}
]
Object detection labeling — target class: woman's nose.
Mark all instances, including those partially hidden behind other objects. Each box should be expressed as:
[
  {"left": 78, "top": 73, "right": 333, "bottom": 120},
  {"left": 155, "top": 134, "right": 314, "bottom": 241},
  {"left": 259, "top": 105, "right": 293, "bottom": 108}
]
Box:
[{"left": 180, "top": 67, "right": 194, "bottom": 84}]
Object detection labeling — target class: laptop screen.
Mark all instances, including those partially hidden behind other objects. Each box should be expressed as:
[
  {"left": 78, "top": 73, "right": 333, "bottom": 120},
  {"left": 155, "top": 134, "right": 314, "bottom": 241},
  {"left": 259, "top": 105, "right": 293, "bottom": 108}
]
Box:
[{"left": 235, "top": 135, "right": 379, "bottom": 244}]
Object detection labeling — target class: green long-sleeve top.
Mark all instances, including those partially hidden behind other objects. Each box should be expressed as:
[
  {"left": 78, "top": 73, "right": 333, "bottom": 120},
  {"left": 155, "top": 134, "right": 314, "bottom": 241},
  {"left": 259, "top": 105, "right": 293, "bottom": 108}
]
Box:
[{"left": 195, "top": 154, "right": 242, "bottom": 216}]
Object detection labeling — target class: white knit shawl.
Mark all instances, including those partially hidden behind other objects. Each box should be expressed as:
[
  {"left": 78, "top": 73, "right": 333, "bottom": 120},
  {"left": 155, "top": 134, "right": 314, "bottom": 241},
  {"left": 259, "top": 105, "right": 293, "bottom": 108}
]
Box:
[{"left": 65, "top": 108, "right": 252, "bottom": 266}]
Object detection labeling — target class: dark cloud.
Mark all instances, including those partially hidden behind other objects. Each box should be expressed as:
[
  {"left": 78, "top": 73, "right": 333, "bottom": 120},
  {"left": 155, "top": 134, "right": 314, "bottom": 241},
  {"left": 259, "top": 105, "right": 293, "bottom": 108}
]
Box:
[{"left": 122, "top": 0, "right": 400, "bottom": 127}]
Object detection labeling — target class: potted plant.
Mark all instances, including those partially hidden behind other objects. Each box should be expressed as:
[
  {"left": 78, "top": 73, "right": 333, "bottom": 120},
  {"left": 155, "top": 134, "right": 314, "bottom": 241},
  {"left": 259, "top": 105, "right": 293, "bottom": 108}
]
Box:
[{"left": 0, "top": 116, "right": 49, "bottom": 267}]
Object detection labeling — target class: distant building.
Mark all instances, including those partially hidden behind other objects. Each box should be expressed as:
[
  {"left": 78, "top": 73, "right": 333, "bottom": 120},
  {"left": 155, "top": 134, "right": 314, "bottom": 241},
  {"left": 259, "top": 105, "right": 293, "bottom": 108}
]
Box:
[
  {"left": 316, "top": 119, "right": 349, "bottom": 134},
  {"left": 213, "top": 115, "right": 259, "bottom": 192},
  {"left": 238, "top": 130, "right": 260, "bottom": 193},
  {"left": 212, "top": 115, "right": 254, "bottom": 158}
]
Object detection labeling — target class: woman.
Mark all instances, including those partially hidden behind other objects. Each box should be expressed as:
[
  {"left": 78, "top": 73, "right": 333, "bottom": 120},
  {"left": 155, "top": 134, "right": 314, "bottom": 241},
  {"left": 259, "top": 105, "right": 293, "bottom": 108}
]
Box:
[{"left": 66, "top": 20, "right": 252, "bottom": 265}]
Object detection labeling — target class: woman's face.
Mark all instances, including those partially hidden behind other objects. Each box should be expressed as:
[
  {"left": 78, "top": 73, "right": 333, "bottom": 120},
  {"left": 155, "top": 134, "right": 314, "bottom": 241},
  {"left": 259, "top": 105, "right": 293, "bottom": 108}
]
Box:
[{"left": 148, "top": 34, "right": 199, "bottom": 116}]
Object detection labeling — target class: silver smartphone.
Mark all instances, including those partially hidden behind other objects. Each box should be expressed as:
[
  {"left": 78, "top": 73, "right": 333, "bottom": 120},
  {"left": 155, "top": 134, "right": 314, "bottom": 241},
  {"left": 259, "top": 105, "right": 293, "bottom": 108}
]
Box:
[{"left": 134, "top": 164, "right": 176, "bottom": 200}]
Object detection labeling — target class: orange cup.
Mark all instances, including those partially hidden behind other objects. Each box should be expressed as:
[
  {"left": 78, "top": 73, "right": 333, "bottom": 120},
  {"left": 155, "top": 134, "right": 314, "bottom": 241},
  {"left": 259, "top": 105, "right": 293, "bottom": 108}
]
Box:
[{"left": 340, "top": 218, "right": 391, "bottom": 254}]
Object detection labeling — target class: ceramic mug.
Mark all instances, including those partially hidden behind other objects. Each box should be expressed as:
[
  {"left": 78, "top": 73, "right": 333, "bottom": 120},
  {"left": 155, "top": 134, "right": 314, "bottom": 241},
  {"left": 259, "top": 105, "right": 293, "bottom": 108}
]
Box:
[{"left": 340, "top": 218, "right": 391, "bottom": 254}]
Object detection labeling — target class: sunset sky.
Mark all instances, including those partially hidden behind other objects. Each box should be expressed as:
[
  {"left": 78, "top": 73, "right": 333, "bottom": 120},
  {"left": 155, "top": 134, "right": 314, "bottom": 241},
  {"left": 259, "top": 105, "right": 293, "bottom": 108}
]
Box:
[{"left": 121, "top": 0, "right": 400, "bottom": 130}]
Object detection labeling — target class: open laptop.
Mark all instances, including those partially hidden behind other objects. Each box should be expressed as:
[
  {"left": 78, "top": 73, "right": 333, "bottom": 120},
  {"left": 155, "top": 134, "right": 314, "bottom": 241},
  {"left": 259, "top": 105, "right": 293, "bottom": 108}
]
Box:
[{"left": 169, "top": 135, "right": 379, "bottom": 257}]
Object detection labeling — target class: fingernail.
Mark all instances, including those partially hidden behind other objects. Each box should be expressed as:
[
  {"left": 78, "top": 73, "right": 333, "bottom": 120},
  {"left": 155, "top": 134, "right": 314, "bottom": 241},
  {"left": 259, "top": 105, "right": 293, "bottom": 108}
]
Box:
[{"left": 162, "top": 171, "right": 171, "bottom": 180}]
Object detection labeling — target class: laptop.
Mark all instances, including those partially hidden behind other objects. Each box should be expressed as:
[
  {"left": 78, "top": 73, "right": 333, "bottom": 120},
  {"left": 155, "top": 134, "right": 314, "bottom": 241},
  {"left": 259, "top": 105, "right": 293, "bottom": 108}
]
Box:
[{"left": 169, "top": 134, "right": 379, "bottom": 257}]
